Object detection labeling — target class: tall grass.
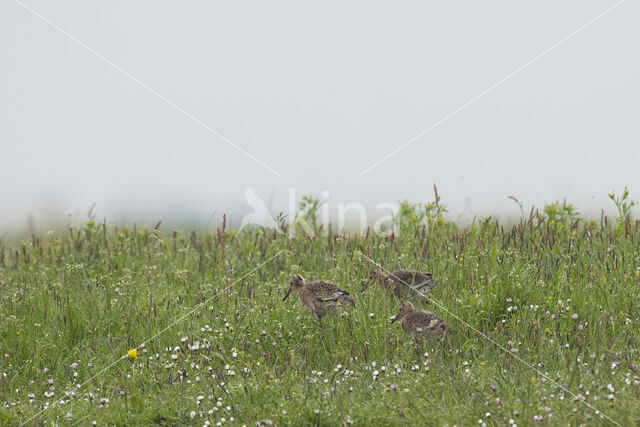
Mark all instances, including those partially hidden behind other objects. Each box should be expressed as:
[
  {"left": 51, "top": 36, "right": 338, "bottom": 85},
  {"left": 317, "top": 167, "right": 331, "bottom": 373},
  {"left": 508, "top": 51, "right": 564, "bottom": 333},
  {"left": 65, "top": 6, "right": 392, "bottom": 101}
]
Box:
[{"left": 0, "top": 195, "right": 639, "bottom": 425}]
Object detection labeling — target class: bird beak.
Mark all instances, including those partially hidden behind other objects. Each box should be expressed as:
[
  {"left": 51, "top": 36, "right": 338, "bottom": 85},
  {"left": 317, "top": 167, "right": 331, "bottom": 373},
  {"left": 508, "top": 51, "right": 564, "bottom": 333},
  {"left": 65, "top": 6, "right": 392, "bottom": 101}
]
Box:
[
  {"left": 282, "top": 288, "right": 292, "bottom": 301},
  {"left": 390, "top": 315, "right": 398, "bottom": 324}
]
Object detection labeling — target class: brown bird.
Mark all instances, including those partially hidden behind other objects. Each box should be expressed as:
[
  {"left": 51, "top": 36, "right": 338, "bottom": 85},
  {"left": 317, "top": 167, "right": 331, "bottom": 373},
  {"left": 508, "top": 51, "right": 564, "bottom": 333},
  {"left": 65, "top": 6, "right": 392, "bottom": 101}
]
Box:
[
  {"left": 391, "top": 300, "right": 449, "bottom": 344},
  {"left": 283, "top": 274, "right": 355, "bottom": 329},
  {"left": 365, "top": 269, "right": 435, "bottom": 303}
]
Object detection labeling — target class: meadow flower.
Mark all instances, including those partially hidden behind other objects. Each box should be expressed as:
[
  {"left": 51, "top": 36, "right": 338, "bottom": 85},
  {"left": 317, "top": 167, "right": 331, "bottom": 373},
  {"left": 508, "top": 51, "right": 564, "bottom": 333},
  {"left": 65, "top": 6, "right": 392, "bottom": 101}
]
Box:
[
  {"left": 127, "top": 349, "right": 137, "bottom": 360},
  {"left": 533, "top": 415, "right": 543, "bottom": 421},
  {"left": 572, "top": 314, "right": 579, "bottom": 319}
]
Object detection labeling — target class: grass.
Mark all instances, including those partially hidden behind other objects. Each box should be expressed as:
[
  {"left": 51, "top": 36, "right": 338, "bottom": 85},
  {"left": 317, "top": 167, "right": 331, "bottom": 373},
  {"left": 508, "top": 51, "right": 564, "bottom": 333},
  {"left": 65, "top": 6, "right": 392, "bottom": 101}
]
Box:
[{"left": 1, "top": 196, "right": 640, "bottom": 426}]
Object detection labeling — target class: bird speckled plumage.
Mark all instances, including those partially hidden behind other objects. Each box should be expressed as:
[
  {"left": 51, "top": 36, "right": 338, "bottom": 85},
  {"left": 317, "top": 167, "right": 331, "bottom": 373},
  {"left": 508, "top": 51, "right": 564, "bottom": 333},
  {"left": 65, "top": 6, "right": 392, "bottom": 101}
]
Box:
[
  {"left": 283, "top": 274, "right": 355, "bottom": 329},
  {"left": 367, "top": 269, "right": 435, "bottom": 303},
  {"left": 391, "top": 300, "right": 449, "bottom": 344}
]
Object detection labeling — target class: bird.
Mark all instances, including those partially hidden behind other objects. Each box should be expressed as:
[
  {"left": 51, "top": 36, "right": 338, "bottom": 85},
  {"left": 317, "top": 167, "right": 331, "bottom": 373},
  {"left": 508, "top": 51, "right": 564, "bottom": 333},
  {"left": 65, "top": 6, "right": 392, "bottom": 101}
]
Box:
[
  {"left": 365, "top": 269, "right": 435, "bottom": 303},
  {"left": 391, "top": 300, "right": 449, "bottom": 344},
  {"left": 283, "top": 274, "right": 355, "bottom": 329}
]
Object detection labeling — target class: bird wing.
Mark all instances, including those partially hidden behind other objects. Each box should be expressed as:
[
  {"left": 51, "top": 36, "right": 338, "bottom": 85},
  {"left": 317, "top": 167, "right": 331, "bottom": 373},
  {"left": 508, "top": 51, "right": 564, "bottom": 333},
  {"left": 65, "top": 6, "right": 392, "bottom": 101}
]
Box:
[
  {"left": 407, "top": 310, "right": 439, "bottom": 326},
  {"left": 389, "top": 270, "right": 415, "bottom": 285},
  {"left": 390, "top": 270, "right": 433, "bottom": 287},
  {"left": 309, "top": 281, "right": 351, "bottom": 303}
]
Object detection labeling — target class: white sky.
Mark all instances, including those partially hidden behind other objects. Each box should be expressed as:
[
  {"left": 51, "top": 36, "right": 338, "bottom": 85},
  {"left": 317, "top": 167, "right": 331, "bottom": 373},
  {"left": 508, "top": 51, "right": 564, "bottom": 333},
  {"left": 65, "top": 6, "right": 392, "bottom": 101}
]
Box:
[{"left": 1, "top": 1, "right": 639, "bottom": 231}]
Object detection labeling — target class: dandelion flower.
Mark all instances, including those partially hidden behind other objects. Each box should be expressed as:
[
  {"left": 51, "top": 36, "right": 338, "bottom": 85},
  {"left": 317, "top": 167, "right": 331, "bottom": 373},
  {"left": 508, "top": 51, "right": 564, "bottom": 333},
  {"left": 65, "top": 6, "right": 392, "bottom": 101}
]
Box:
[{"left": 127, "top": 349, "right": 137, "bottom": 360}]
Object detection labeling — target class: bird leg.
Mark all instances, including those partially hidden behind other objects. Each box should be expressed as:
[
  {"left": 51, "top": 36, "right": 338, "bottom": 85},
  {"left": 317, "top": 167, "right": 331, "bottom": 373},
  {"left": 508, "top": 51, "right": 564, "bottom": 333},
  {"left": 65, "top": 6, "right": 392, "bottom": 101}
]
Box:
[{"left": 413, "top": 338, "right": 424, "bottom": 358}]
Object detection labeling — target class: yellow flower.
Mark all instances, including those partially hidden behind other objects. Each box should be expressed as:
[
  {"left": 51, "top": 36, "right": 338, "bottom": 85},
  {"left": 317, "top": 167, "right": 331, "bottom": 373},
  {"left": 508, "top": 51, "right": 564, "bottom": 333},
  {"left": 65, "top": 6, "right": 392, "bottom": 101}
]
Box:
[
  {"left": 459, "top": 257, "right": 464, "bottom": 262},
  {"left": 480, "top": 361, "right": 485, "bottom": 366},
  {"left": 545, "top": 328, "right": 550, "bottom": 332},
  {"left": 635, "top": 271, "right": 639, "bottom": 277},
  {"left": 127, "top": 348, "right": 138, "bottom": 360}
]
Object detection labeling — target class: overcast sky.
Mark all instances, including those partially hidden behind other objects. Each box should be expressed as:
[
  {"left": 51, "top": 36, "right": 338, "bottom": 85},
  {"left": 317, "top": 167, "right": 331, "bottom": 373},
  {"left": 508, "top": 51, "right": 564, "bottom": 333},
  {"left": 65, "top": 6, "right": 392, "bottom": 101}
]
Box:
[{"left": 2, "top": 1, "right": 639, "bottom": 231}]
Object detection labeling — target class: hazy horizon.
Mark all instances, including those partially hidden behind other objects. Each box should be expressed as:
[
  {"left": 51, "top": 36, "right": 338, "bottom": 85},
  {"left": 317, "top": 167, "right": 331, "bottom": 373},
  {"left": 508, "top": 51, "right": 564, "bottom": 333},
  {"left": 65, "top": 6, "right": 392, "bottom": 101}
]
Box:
[{"left": 2, "top": 1, "right": 639, "bottom": 233}]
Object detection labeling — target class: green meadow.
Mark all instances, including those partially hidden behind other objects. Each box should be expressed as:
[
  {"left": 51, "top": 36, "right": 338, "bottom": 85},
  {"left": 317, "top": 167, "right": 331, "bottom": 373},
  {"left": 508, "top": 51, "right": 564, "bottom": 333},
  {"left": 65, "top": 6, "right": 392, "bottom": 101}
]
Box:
[{"left": 1, "top": 191, "right": 639, "bottom": 426}]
